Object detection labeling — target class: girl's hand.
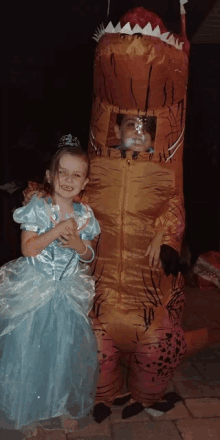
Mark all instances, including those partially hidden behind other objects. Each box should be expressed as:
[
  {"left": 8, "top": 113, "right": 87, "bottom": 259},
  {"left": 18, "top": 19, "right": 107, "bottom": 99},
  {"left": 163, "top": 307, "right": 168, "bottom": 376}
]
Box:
[
  {"left": 52, "top": 218, "right": 78, "bottom": 240},
  {"left": 59, "top": 234, "right": 93, "bottom": 263},
  {"left": 145, "top": 230, "right": 164, "bottom": 269},
  {"left": 58, "top": 227, "right": 89, "bottom": 255},
  {"left": 58, "top": 229, "right": 81, "bottom": 250}
]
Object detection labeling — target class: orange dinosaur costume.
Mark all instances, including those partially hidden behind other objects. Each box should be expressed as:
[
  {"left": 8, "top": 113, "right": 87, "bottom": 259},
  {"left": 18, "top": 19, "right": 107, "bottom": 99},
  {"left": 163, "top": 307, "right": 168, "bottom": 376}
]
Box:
[{"left": 86, "top": 4, "right": 189, "bottom": 412}]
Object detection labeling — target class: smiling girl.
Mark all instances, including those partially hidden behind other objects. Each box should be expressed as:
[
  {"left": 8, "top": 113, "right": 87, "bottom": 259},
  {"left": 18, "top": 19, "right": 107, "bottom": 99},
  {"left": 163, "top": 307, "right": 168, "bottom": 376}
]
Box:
[{"left": 0, "top": 135, "right": 100, "bottom": 438}]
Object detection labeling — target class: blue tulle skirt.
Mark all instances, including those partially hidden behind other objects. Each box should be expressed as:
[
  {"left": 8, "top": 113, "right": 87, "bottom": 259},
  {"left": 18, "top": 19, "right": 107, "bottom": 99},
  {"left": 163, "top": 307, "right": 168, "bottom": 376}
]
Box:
[{"left": 0, "top": 258, "right": 98, "bottom": 432}]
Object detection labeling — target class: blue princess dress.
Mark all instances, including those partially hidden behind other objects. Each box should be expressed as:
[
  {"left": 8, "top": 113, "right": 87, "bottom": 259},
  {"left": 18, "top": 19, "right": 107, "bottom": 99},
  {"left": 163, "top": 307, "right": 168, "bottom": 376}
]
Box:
[{"left": 0, "top": 196, "right": 100, "bottom": 433}]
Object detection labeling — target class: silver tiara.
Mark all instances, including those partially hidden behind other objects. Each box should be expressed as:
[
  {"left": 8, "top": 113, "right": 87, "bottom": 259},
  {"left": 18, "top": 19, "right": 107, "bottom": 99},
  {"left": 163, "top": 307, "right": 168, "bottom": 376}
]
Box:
[{"left": 57, "top": 134, "right": 81, "bottom": 148}]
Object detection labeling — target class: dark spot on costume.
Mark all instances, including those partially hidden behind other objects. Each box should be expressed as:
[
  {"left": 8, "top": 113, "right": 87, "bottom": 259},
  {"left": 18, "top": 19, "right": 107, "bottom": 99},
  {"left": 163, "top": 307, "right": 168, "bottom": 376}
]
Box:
[
  {"left": 176, "top": 347, "right": 180, "bottom": 354},
  {"left": 166, "top": 333, "right": 172, "bottom": 339},
  {"left": 147, "top": 364, "right": 151, "bottom": 367},
  {"left": 134, "top": 33, "right": 143, "bottom": 38},
  {"left": 159, "top": 356, "right": 163, "bottom": 361},
  {"left": 157, "top": 362, "right": 162, "bottom": 366},
  {"left": 103, "top": 354, "right": 107, "bottom": 359},
  {"left": 164, "top": 357, "right": 171, "bottom": 363}
]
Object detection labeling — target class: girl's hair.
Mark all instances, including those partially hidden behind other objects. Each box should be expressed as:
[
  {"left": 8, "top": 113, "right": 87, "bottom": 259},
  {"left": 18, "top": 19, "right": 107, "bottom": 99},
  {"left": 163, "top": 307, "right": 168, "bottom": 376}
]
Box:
[{"left": 44, "top": 144, "right": 90, "bottom": 196}]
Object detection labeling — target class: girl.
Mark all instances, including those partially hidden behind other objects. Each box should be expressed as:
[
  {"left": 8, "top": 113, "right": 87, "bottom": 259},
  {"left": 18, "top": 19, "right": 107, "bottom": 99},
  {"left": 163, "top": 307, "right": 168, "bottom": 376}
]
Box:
[{"left": 0, "top": 135, "right": 100, "bottom": 438}]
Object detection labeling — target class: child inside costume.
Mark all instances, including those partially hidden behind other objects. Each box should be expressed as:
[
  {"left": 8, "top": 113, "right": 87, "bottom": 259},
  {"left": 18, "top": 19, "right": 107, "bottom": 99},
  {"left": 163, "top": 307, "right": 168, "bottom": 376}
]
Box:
[
  {"left": 87, "top": 4, "right": 189, "bottom": 422},
  {"left": 113, "top": 114, "right": 156, "bottom": 157},
  {"left": 0, "top": 135, "right": 100, "bottom": 438}
]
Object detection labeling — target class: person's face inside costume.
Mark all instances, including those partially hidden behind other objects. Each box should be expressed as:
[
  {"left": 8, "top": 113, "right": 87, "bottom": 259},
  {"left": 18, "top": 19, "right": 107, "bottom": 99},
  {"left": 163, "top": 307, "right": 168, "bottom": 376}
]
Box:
[{"left": 114, "top": 115, "right": 154, "bottom": 152}]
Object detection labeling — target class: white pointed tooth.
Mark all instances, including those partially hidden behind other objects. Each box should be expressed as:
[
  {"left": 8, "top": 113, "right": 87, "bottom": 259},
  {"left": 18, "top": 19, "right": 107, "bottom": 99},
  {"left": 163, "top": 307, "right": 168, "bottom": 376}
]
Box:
[
  {"left": 180, "top": 5, "right": 185, "bottom": 14},
  {"left": 161, "top": 32, "right": 170, "bottom": 42},
  {"left": 132, "top": 24, "right": 144, "bottom": 34},
  {"left": 92, "top": 23, "right": 106, "bottom": 42},
  {"left": 114, "top": 22, "right": 121, "bottom": 33},
  {"left": 105, "top": 22, "right": 114, "bottom": 33},
  {"left": 175, "top": 39, "right": 183, "bottom": 50},
  {"left": 142, "top": 22, "right": 153, "bottom": 36},
  {"left": 180, "top": 0, "right": 188, "bottom": 14},
  {"left": 151, "top": 25, "right": 162, "bottom": 37},
  {"left": 175, "top": 38, "right": 179, "bottom": 49},
  {"left": 167, "top": 34, "right": 175, "bottom": 46},
  {"left": 120, "top": 22, "right": 132, "bottom": 34}
]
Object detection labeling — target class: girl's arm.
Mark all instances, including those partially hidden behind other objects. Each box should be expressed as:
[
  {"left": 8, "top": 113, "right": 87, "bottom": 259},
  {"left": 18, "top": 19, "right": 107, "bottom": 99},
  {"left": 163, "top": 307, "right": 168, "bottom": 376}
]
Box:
[
  {"left": 59, "top": 229, "right": 94, "bottom": 262},
  {"left": 21, "top": 219, "right": 76, "bottom": 257},
  {"left": 75, "top": 239, "right": 94, "bottom": 262},
  {"left": 21, "top": 228, "right": 59, "bottom": 257},
  {"left": 60, "top": 236, "right": 94, "bottom": 262}
]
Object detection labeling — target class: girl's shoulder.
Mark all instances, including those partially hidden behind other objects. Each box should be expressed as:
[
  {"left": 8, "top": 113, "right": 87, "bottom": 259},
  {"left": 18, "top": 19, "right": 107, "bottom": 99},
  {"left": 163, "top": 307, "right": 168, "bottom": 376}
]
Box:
[
  {"left": 13, "top": 196, "right": 49, "bottom": 229},
  {"left": 14, "top": 195, "right": 44, "bottom": 217},
  {"left": 73, "top": 201, "right": 93, "bottom": 215},
  {"left": 73, "top": 202, "right": 94, "bottom": 228},
  {"left": 73, "top": 202, "right": 100, "bottom": 238}
]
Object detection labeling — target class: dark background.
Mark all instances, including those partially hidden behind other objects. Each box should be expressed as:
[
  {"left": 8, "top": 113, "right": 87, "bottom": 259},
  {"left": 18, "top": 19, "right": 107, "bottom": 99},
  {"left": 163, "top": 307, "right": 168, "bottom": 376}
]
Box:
[{"left": 0, "top": 0, "right": 219, "bottom": 264}]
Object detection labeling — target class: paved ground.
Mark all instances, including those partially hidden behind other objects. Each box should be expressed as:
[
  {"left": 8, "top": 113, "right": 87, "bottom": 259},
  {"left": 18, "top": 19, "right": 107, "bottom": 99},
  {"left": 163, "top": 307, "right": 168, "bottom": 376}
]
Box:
[{"left": 1, "top": 285, "right": 220, "bottom": 440}]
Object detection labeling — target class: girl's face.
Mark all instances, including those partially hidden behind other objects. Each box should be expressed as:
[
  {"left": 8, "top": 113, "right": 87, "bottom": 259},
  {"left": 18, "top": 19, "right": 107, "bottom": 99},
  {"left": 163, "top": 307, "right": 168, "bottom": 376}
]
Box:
[
  {"left": 47, "top": 154, "right": 89, "bottom": 201},
  {"left": 114, "top": 116, "right": 153, "bottom": 151}
]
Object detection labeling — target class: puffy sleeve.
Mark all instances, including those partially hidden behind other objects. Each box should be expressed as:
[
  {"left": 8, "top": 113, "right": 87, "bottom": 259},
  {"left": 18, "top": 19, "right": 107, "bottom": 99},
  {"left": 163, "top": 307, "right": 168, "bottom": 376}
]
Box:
[
  {"left": 13, "top": 196, "right": 49, "bottom": 233},
  {"left": 79, "top": 205, "right": 101, "bottom": 241}
]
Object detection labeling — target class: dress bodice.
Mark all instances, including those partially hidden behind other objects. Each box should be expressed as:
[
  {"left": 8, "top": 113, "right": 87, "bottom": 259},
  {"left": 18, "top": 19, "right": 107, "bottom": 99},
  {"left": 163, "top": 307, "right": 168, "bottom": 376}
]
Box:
[{"left": 13, "top": 196, "right": 100, "bottom": 280}]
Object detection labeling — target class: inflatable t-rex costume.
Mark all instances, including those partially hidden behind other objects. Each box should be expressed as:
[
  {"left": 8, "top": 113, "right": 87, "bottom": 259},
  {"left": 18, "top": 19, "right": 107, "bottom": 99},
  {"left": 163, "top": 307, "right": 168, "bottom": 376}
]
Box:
[
  {"left": 87, "top": 1, "right": 220, "bottom": 420},
  {"left": 86, "top": 3, "right": 190, "bottom": 419}
]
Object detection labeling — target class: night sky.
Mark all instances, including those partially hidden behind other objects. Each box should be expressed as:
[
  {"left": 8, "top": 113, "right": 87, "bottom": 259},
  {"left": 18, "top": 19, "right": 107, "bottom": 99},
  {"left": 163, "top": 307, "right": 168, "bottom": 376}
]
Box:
[{"left": 1, "top": 0, "right": 216, "bottom": 150}]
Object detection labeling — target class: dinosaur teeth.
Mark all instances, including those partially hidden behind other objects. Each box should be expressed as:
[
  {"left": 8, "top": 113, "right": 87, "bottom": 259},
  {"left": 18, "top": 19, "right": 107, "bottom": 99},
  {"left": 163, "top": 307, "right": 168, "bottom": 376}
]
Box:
[
  {"left": 132, "top": 24, "right": 144, "bottom": 34},
  {"left": 142, "top": 22, "right": 153, "bottom": 35},
  {"left": 114, "top": 22, "right": 122, "bottom": 33},
  {"left": 93, "top": 23, "right": 105, "bottom": 42},
  {"left": 161, "top": 32, "right": 170, "bottom": 42},
  {"left": 151, "top": 25, "right": 162, "bottom": 37},
  {"left": 167, "top": 34, "right": 176, "bottom": 46},
  {"left": 93, "top": 21, "right": 185, "bottom": 51},
  {"left": 180, "top": 0, "right": 188, "bottom": 14},
  {"left": 120, "top": 23, "right": 132, "bottom": 34},
  {"left": 105, "top": 22, "right": 115, "bottom": 33}
]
